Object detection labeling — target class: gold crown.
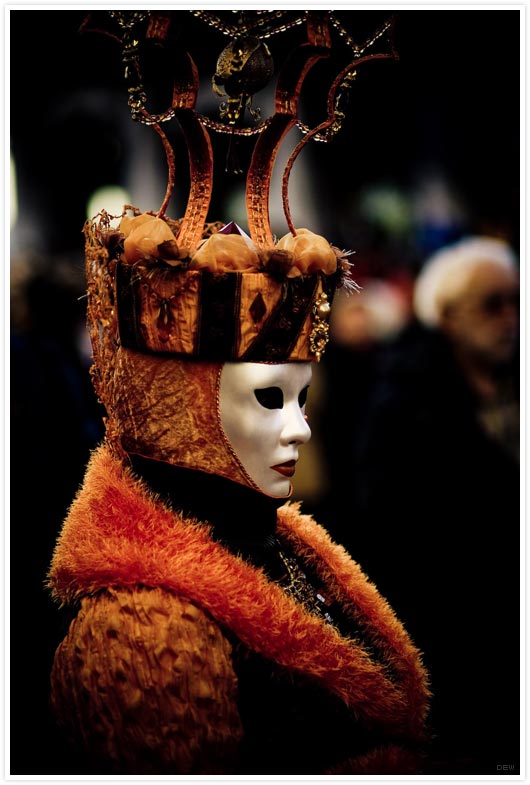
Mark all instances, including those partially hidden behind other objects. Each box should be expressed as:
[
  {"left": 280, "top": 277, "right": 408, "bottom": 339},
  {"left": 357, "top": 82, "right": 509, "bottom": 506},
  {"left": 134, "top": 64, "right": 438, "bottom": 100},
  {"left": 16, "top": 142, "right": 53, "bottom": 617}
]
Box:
[
  {"left": 88, "top": 211, "right": 350, "bottom": 366},
  {"left": 82, "top": 10, "right": 397, "bottom": 400}
]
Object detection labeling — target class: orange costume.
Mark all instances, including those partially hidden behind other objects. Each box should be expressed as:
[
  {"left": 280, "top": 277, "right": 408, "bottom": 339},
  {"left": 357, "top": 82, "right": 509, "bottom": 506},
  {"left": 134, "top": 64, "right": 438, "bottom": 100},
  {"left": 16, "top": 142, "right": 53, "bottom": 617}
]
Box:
[{"left": 49, "top": 442, "right": 430, "bottom": 775}]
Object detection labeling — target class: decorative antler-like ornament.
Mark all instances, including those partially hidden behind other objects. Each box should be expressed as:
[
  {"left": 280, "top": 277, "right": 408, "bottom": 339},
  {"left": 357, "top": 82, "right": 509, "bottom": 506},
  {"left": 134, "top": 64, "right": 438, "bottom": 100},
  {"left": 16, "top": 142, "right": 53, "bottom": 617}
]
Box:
[{"left": 80, "top": 10, "right": 398, "bottom": 243}]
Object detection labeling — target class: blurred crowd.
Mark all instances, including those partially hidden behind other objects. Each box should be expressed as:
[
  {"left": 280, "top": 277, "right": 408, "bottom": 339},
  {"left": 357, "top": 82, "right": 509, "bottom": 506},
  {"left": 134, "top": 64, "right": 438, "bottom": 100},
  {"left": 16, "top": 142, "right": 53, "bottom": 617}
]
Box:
[{"left": 10, "top": 252, "right": 106, "bottom": 773}]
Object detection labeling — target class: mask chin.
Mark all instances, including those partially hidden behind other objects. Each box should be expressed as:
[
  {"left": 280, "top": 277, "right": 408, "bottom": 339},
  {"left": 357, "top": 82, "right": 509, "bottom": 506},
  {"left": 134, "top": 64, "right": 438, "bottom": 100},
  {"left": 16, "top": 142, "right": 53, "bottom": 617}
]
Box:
[{"left": 256, "top": 478, "right": 293, "bottom": 500}]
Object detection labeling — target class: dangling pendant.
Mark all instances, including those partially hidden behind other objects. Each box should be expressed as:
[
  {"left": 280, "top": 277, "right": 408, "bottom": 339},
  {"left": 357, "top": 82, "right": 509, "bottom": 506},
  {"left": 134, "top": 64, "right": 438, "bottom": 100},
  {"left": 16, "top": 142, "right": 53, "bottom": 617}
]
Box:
[
  {"left": 225, "top": 128, "right": 244, "bottom": 175},
  {"left": 309, "top": 291, "right": 331, "bottom": 362}
]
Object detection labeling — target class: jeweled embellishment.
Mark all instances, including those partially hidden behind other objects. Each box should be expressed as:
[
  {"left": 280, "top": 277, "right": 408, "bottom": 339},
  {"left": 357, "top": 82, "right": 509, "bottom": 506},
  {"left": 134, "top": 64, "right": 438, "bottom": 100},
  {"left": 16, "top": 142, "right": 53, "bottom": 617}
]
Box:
[{"left": 309, "top": 291, "right": 331, "bottom": 362}]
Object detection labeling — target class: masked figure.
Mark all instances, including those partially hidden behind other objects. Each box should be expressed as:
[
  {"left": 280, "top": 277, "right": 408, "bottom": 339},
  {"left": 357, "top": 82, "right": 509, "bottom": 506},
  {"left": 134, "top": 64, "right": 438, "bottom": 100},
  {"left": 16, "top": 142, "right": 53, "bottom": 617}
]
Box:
[
  {"left": 47, "top": 215, "right": 430, "bottom": 775},
  {"left": 46, "top": 10, "right": 431, "bottom": 774}
]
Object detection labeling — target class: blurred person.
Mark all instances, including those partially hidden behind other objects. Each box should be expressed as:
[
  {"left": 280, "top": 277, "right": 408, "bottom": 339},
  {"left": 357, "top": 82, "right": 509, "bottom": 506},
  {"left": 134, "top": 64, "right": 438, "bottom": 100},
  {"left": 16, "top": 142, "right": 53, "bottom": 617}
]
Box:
[
  {"left": 413, "top": 237, "right": 519, "bottom": 460},
  {"left": 342, "top": 236, "right": 520, "bottom": 774}
]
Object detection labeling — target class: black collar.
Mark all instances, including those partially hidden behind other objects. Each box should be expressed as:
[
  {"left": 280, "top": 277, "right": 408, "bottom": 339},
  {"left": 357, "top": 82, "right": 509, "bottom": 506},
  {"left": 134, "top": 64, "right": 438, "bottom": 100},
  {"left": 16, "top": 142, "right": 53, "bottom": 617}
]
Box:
[{"left": 129, "top": 454, "right": 285, "bottom": 574}]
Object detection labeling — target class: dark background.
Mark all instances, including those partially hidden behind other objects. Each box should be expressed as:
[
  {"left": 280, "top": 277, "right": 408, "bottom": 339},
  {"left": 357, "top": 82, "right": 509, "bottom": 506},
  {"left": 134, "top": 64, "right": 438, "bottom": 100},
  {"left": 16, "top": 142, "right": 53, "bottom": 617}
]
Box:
[{"left": 9, "top": 8, "right": 521, "bottom": 776}]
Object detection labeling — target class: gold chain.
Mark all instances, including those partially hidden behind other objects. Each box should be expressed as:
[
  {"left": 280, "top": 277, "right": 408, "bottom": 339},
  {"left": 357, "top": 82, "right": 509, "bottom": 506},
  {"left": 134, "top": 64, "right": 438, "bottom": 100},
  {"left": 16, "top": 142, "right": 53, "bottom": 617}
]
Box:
[
  {"left": 277, "top": 548, "right": 334, "bottom": 625},
  {"left": 191, "top": 10, "right": 305, "bottom": 39}
]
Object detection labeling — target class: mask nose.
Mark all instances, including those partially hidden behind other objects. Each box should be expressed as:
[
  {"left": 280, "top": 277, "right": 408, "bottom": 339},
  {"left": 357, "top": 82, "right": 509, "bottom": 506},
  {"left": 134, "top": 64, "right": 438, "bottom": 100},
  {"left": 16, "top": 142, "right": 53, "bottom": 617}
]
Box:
[{"left": 281, "top": 403, "right": 312, "bottom": 446}]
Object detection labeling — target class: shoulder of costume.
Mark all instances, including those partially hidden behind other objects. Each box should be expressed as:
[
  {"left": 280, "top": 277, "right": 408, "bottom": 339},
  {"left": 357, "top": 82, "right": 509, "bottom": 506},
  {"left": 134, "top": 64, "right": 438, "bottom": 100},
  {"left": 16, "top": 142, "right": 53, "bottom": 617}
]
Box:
[
  {"left": 48, "top": 443, "right": 357, "bottom": 605},
  {"left": 48, "top": 443, "right": 430, "bottom": 739}
]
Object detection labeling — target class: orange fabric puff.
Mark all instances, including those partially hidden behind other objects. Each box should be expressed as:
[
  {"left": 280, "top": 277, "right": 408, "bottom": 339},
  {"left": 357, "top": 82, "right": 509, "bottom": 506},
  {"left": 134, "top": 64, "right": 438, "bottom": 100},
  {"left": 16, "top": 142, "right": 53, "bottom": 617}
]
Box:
[
  {"left": 191, "top": 233, "right": 260, "bottom": 272},
  {"left": 122, "top": 215, "right": 181, "bottom": 264},
  {"left": 276, "top": 228, "right": 338, "bottom": 277}
]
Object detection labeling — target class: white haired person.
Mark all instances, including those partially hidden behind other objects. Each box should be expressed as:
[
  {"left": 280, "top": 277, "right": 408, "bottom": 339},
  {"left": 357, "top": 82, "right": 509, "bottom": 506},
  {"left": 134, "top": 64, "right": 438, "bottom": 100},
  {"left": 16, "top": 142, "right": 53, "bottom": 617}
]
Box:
[
  {"left": 413, "top": 236, "right": 519, "bottom": 434},
  {"left": 346, "top": 236, "right": 520, "bottom": 774}
]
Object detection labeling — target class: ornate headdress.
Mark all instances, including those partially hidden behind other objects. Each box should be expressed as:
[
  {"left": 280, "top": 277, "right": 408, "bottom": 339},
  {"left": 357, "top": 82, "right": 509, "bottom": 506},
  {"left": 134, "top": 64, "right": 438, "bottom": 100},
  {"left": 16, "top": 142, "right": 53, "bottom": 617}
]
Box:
[{"left": 82, "top": 10, "right": 397, "bottom": 477}]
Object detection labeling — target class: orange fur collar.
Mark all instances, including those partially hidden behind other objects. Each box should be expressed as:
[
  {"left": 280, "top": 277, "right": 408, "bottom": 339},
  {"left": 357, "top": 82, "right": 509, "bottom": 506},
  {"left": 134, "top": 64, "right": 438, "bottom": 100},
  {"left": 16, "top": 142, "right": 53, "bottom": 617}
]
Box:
[{"left": 48, "top": 445, "right": 430, "bottom": 742}]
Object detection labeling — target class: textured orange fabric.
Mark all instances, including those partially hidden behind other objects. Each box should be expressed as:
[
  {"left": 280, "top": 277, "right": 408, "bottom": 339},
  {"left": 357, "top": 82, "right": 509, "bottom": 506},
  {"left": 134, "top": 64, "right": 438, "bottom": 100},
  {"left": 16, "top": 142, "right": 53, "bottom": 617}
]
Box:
[
  {"left": 89, "top": 217, "right": 341, "bottom": 365},
  {"left": 132, "top": 270, "right": 202, "bottom": 355},
  {"left": 51, "top": 586, "right": 242, "bottom": 774},
  {"left": 49, "top": 445, "right": 430, "bottom": 744},
  {"left": 116, "top": 265, "right": 330, "bottom": 361},
  {"left": 111, "top": 349, "right": 253, "bottom": 487}
]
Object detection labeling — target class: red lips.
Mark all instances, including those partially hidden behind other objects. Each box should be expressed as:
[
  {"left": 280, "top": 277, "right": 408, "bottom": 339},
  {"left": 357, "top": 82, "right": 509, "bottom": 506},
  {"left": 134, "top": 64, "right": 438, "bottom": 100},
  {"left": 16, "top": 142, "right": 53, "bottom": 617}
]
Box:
[{"left": 271, "top": 460, "right": 296, "bottom": 477}]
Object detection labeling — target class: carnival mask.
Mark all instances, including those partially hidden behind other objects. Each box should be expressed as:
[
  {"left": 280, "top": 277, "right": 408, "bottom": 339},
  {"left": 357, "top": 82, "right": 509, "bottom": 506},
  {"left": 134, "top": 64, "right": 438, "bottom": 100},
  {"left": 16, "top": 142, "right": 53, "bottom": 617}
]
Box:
[{"left": 219, "top": 362, "right": 312, "bottom": 497}]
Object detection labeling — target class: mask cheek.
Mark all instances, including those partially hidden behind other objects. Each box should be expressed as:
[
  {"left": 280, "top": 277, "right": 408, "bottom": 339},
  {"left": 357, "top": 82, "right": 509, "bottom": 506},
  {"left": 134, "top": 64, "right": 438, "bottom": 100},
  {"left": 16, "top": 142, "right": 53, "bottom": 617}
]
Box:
[
  {"left": 244, "top": 415, "right": 293, "bottom": 497},
  {"left": 230, "top": 410, "right": 276, "bottom": 482},
  {"left": 223, "top": 408, "right": 291, "bottom": 496}
]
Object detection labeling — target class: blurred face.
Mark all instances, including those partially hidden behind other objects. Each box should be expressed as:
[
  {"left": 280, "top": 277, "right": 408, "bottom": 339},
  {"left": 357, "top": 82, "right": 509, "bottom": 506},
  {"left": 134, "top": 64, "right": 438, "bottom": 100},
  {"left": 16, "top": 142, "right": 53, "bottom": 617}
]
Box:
[
  {"left": 441, "top": 262, "right": 519, "bottom": 366},
  {"left": 219, "top": 362, "right": 312, "bottom": 497}
]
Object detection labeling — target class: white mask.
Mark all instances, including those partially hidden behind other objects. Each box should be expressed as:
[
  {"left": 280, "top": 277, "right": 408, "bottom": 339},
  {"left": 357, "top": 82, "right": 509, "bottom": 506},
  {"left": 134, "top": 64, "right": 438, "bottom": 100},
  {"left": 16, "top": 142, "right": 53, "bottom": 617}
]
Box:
[{"left": 219, "top": 362, "right": 312, "bottom": 497}]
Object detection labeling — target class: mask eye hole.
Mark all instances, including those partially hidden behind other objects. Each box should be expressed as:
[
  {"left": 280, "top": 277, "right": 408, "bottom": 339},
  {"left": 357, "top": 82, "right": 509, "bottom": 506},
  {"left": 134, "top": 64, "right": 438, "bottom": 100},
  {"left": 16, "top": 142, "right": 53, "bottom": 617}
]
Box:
[
  {"left": 254, "top": 386, "right": 284, "bottom": 410},
  {"left": 298, "top": 386, "right": 309, "bottom": 408}
]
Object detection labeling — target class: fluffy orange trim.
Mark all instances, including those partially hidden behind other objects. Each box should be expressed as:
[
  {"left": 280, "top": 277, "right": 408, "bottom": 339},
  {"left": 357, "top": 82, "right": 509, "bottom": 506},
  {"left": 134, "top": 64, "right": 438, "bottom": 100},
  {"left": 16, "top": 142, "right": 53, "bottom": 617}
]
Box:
[
  {"left": 48, "top": 445, "right": 429, "bottom": 742},
  {"left": 277, "top": 507, "right": 430, "bottom": 737}
]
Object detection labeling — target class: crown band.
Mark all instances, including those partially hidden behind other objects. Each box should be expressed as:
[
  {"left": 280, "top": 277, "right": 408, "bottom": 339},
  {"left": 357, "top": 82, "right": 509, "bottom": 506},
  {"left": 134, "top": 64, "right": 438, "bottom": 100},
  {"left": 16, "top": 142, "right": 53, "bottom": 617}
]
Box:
[{"left": 116, "top": 262, "right": 336, "bottom": 362}]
